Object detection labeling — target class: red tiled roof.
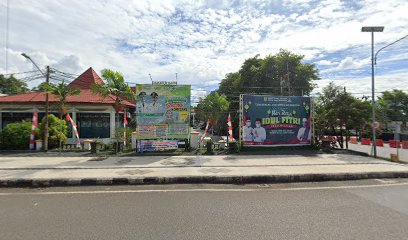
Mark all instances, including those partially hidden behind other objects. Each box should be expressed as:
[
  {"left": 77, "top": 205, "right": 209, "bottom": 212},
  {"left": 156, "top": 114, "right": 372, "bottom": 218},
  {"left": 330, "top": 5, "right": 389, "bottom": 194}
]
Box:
[
  {"left": 68, "top": 67, "right": 105, "bottom": 89},
  {"left": 0, "top": 67, "right": 135, "bottom": 107},
  {"left": 0, "top": 90, "right": 135, "bottom": 107}
]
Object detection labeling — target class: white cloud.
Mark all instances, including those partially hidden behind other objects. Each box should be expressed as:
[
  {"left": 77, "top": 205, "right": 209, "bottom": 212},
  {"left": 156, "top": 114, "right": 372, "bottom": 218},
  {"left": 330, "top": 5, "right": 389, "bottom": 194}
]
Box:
[
  {"left": 317, "top": 60, "right": 337, "bottom": 66},
  {"left": 0, "top": 0, "right": 407, "bottom": 96}
]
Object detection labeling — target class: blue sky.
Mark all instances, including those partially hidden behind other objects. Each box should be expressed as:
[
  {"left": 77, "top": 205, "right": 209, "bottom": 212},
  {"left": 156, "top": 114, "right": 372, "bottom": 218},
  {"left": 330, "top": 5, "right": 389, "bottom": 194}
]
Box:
[{"left": 1, "top": 0, "right": 408, "bottom": 103}]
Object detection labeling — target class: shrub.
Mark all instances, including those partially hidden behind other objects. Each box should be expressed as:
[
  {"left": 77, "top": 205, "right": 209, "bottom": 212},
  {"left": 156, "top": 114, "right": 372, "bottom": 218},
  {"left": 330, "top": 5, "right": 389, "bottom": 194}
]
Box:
[
  {"left": 38, "top": 114, "right": 67, "bottom": 149},
  {"left": 0, "top": 121, "right": 32, "bottom": 150},
  {"left": 117, "top": 127, "right": 134, "bottom": 146}
]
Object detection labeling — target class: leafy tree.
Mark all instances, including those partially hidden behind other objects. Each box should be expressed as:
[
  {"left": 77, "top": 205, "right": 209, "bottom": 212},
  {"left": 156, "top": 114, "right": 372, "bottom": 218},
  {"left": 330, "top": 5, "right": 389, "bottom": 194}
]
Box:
[
  {"left": 218, "top": 49, "right": 319, "bottom": 138},
  {"left": 40, "top": 80, "right": 81, "bottom": 150},
  {"left": 91, "top": 69, "right": 135, "bottom": 152},
  {"left": 40, "top": 80, "right": 81, "bottom": 118},
  {"left": 0, "top": 74, "right": 29, "bottom": 95},
  {"left": 38, "top": 114, "right": 67, "bottom": 149},
  {"left": 376, "top": 90, "right": 408, "bottom": 125},
  {"left": 0, "top": 121, "right": 32, "bottom": 149},
  {"left": 314, "top": 82, "right": 371, "bottom": 147},
  {"left": 195, "top": 91, "right": 230, "bottom": 135}
]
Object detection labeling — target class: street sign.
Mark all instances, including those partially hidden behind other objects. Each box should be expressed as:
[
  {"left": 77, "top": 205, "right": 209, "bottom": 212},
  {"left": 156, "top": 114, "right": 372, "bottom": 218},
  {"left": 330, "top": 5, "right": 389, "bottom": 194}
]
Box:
[{"left": 370, "top": 121, "right": 380, "bottom": 130}]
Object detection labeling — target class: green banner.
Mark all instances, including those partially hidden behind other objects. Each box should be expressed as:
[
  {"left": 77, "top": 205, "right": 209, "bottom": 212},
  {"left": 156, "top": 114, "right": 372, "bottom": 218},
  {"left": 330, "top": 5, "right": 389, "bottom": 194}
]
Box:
[
  {"left": 242, "top": 95, "right": 312, "bottom": 146},
  {"left": 136, "top": 84, "right": 191, "bottom": 139}
]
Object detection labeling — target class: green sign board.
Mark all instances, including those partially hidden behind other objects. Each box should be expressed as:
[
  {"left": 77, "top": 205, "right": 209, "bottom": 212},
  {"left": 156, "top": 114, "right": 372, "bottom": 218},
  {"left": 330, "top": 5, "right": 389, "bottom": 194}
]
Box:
[
  {"left": 136, "top": 84, "right": 191, "bottom": 139},
  {"left": 242, "top": 95, "right": 312, "bottom": 146}
]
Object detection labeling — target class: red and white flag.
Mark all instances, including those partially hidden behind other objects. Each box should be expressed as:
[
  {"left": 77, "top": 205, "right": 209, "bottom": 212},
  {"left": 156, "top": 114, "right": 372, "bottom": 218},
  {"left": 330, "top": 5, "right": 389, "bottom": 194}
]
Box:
[
  {"left": 29, "top": 112, "right": 38, "bottom": 150},
  {"left": 123, "top": 110, "right": 128, "bottom": 146},
  {"left": 66, "top": 114, "right": 80, "bottom": 146},
  {"left": 201, "top": 119, "right": 210, "bottom": 142},
  {"left": 227, "top": 113, "right": 233, "bottom": 141}
]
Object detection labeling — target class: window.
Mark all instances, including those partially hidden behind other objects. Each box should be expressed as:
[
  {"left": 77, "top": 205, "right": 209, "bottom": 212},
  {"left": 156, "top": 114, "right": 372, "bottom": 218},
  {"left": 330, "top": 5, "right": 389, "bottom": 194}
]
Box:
[{"left": 77, "top": 113, "right": 110, "bottom": 138}]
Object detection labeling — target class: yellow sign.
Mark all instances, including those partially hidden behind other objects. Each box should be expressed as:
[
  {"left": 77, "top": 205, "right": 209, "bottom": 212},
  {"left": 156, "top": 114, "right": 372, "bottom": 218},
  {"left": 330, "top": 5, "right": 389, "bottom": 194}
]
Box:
[{"left": 180, "top": 111, "right": 189, "bottom": 120}]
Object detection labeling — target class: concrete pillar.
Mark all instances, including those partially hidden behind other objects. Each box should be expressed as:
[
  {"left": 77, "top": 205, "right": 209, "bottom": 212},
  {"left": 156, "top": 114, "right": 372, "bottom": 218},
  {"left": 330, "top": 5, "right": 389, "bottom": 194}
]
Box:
[
  {"left": 71, "top": 111, "right": 78, "bottom": 144},
  {"left": 110, "top": 110, "right": 116, "bottom": 140},
  {"left": 131, "top": 131, "right": 137, "bottom": 149},
  {"left": 219, "top": 140, "right": 226, "bottom": 150},
  {"left": 190, "top": 131, "right": 200, "bottom": 149},
  {"left": 35, "top": 140, "right": 43, "bottom": 151},
  {"left": 83, "top": 139, "right": 93, "bottom": 151}
]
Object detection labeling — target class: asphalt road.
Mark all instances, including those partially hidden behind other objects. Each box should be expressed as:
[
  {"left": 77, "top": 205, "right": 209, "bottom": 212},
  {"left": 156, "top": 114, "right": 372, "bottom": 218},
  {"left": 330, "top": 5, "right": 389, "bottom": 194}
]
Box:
[{"left": 1, "top": 180, "right": 408, "bottom": 240}]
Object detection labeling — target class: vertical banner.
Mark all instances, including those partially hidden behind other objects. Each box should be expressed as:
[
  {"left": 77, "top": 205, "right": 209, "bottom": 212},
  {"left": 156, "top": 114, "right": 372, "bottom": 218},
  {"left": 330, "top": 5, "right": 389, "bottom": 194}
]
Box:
[
  {"left": 227, "top": 113, "right": 233, "bottom": 140},
  {"left": 241, "top": 95, "right": 312, "bottom": 146},
  {"left": 123, "top": 110, "right": 128, "bottom": 146},
  {"left": 29, "top": 112, "right": 38, "bottom": 150},
  {"left": 66, "top": 114, "right": 80, "bottom": 146},
  {"left": 201, "top": 119, "right": 210, "bottom": 142}
]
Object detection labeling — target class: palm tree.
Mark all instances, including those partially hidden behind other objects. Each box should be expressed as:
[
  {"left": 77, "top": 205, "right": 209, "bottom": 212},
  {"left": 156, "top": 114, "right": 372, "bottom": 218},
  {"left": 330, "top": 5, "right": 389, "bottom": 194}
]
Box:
[
  {"left": 40, "top": 80, "right": 81, "bottom": 151},
  {"left": 91, "top": 69, "right": 135, "bottom": 153}
]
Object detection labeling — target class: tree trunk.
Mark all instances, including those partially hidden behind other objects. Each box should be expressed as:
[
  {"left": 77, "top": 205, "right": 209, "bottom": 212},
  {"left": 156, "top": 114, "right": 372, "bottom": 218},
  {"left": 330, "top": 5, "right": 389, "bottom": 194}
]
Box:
[
  {"left": 115, "top": 111, "right": 119, "bottom": 153},
  {"left": 59, "top": 111, "right": 63, "bottom": 153}
]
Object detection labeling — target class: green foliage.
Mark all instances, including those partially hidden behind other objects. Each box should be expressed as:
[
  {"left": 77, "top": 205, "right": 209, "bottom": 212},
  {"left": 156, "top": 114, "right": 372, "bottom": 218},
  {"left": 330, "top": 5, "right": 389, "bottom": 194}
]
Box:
[
  {"left": 117, "top": 127, "right": 134, "bottom": 146},
  {"left": 0, "top": 74, "right": 29, "bottom": 95},
  {"left": 376, "top": 89, "right": 408, "bottom": 124},
  {"left": 0, "top": 121, "right": 32, "bottom": 150},
  {"left": 218, "top": 49, "right": 319, "bottom": 137},
  {"left": 361, "top": 125, "right": 382, "bottom": 139},
  {"left": 91, "top": 69, "right": 135, "bottom": 108},
  {"left": 39, "top": 80, "right": 81, "bottom": 116},
  {"left": 314, "top": 82, "right": 370, "bottom": 136},
  {"left": 91, "top": 69, "right": 135, "bottom": 152},
  {"left": 195, "top": 91, "right": 230, "bottom": 135},
  {"left": 38, "top": 114, "right": 67, "bottom": 149}
]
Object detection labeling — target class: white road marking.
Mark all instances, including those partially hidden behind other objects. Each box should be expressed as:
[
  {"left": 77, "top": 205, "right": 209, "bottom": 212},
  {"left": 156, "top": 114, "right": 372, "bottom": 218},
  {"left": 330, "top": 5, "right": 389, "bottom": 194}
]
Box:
[
  {"left": 1, "top": 182, "right": 408, "bottom": 196},
  {"left": 374, "top": 179, "right": 398, "bottom": 184}
]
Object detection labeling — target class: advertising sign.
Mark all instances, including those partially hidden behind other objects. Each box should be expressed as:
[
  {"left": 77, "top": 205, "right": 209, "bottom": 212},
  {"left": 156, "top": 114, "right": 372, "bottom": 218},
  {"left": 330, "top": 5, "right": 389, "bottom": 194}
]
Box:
[
  {"left": 241, "top": 95, "right": 312, "bottom": 146},
  {"left": 136, "top": 84, "right": 191, "bottom": 139},
  {"left": 138, "top": 140, "right": 178, "bottom": 152}
]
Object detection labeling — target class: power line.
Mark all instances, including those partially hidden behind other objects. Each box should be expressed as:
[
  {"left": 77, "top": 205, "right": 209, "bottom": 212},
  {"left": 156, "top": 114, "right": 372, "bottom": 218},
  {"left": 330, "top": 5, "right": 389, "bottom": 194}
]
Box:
[{"left": 0, "top": 70, "right": 41, "bottom": 76}]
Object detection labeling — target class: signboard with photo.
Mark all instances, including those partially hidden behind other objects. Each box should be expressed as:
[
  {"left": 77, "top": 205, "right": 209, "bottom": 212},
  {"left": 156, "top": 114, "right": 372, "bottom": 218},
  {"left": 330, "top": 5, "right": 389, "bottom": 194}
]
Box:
[
  {"left": 136, "top": 84, "right": 191, "bottom": 139},
  {"left": 241, "top": 95, "right": 312, "bottom": 146}
]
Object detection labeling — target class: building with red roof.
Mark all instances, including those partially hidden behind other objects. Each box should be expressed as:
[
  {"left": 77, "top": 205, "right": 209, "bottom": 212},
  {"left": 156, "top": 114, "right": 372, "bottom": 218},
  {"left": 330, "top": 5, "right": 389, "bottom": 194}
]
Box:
[{"left": 0, "top": 67, "right": 135, "bottom": 143}]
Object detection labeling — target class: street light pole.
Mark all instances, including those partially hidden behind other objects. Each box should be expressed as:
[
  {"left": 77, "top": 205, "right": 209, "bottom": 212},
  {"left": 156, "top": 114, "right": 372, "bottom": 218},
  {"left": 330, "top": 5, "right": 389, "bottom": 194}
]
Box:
[
  {"left": 362, "top": 26, "right": 384, "bottom": 158},
  {"left": 21, "top": 53, "right": 50, "bottom": 151}
]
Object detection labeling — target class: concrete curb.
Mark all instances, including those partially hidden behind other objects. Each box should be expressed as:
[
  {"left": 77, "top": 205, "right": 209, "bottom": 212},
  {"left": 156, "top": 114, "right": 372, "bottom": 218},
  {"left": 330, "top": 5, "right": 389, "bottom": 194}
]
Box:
[{"left": 1, "top": 171, "right": 408, "bottom": 187}]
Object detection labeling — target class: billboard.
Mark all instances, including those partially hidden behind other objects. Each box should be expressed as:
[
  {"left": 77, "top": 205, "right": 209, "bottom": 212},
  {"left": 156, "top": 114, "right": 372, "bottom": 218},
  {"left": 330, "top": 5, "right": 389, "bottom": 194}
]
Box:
[
  {"left": 241, "top": 95, "right": 312, "bottom": 146},
  {"left": 136, "top": 84, "right": 191, "bottom": 139}
]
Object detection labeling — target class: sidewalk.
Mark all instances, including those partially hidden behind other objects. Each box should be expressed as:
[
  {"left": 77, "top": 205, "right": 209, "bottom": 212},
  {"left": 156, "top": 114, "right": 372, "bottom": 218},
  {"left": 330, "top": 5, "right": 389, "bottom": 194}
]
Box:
[
  {"left": 348, "top": 142, "right": 408, "bottom": 162},
  {"left": 1, "top": 152, "right": 408, "bottom": 187}
]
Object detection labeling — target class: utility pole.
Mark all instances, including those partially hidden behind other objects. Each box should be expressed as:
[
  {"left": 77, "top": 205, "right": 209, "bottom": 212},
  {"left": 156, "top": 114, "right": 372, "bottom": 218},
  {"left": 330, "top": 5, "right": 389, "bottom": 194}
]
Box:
[
  {"left": 362, "top": 26, "right": 384, "bottom": 158},
  {"left": 280, "top": 76, "right": 283, "bottom": 95},
  {"left": 44, "top": 66, "right": 50, "bottom": 151},
  {"left": 344, "top": 86, "right": 348, "bottom": 149},
  {"left": 286, "top": 62, "right": 290, "bottom": 95}
]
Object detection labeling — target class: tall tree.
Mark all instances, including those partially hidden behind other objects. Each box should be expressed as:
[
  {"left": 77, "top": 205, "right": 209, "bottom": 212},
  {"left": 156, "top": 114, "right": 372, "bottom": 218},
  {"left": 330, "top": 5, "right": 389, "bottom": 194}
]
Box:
[
  {"left": 218, "top": 49, "right": 319, "bottom": 138},
  {"left": 40, "top": 80, "right": 81, "bottom": 118},
  {"left": 0, "top": 74, "right": 29, "bottom": 95},
  {"left": 40, "top": 80, "right": 81, "bottom": 150},
  {"left": 91, "top": 69, "right": 135, "bottom": 152},
  {"left": 314, "top": 82, "right": 370, "bottom": 147},
  {"left": 195, "top": 91, "right": 230, "bottom": 135},
  {"left": 376, "top": 90, "right": 408, "bottom": 124}
]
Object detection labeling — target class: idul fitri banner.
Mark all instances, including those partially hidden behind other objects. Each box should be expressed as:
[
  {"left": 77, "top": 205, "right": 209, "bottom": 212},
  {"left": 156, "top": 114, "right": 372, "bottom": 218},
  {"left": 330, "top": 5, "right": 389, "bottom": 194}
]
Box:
[
  {"left": 136, "top": 84, "right": 191, "bottom": 139},
  {"left": 242, "top": 95, "right": 312, "bottom": 146}
]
